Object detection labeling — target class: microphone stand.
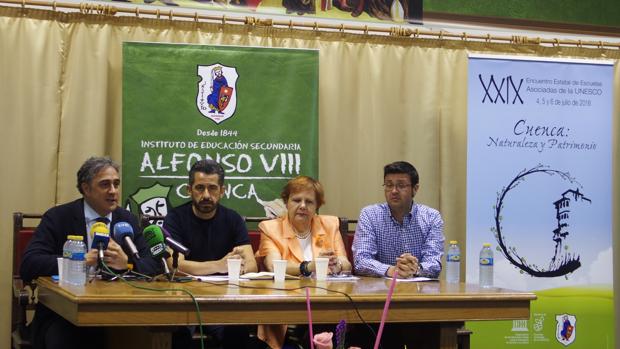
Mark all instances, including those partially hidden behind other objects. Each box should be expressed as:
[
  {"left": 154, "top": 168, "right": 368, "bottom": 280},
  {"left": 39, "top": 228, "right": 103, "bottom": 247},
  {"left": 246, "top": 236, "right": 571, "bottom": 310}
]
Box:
[
  {"left": 150, "top": 259, "right": 172, "bottom": 282},
  {"left": 96, "top": 245, "right": 121, "bottom": 281},
  {"left": 149, "top": 251, "right": 192, "bottom": 283},
  {"left": 169, "top": 251, "right": 192, "bottom": 282},
  {"left": 150, "top": 251, "right": 180, "bottom": 282},
  {"left": 96, "top": 242, "right": 106, "bottom": 277},
  {"left": 172, "top": 251, "right": 180, "bottom": 274},
  {"left": 97, "top": 243, "right": 104, "bottom": 266},
  {"left": 162, "top": 258, "right": 171, "bottom": 280}
]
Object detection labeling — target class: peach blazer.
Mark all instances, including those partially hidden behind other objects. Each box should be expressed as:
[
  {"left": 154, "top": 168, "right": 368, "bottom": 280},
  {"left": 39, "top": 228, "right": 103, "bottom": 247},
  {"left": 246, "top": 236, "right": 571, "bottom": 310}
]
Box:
[
  {"left": 256, "top": 215, "right": 347, "bottom": 349},
  {"left": 257, "top": 215, "right": 347, "bottom": 263}
]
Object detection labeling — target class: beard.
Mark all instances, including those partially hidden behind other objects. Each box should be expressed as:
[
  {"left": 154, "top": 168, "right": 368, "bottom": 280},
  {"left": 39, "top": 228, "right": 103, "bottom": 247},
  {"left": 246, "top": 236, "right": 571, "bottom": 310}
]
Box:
[{"left": 193, "top": 200, "right": 217, "bottom": 214}]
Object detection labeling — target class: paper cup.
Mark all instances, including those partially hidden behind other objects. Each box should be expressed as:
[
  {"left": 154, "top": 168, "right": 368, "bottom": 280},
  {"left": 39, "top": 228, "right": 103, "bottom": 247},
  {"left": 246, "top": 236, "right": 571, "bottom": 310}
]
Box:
[
  {"left": 273, "top": 259, "right": 288, "bottom": 282},
  {"left": 314, "top": 257, "right": 329, "bottom": 281},
  {"left": 227, "top": 258, "right": 242, "bottom": 284}
]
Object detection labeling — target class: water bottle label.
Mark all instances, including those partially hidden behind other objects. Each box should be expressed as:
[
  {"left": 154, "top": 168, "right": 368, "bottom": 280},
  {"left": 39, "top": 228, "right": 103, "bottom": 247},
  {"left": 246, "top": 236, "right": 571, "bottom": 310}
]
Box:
[
  {"left": 480, "top": 257, "right": 494, "bottom": 266},
  {"left": 447, "top": 254, "right": 461, "bottom": 262},
  {"left": 63, "top": 251, "right": 72, "bottom": 258},
  {"left": 71, "top": 252, "right": 85, "bottom": 261}
]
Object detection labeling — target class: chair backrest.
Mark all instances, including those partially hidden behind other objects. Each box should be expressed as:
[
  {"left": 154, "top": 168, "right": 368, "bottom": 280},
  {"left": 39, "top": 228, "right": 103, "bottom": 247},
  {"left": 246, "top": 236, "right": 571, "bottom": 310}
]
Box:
[
  {"left": 338, "top": 217, "right": 357, "bottom": 268},
  {"left": 139, "top": 214, "right": 267, "bottom": 252},
  {"left": 139, "top": 214, "right": 358, "bottom": 267},
  {"left": 12, "top": 212, "right": 42, "bottom": 347},
  {"left": 13, "top": 213, "right": 42, "bottom": 278},
  {"left": 246, "top": 216, "right": 356, "bottom": 258},
  {"left": 244, "top": 216, "right": 268, "bottom": 254}
]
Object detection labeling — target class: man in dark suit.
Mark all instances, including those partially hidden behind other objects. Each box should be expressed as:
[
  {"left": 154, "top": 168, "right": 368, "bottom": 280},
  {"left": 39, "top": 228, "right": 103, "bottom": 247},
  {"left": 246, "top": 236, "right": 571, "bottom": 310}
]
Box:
[{"left": 20, "top": 156, "right": 159, "bottom": 349}]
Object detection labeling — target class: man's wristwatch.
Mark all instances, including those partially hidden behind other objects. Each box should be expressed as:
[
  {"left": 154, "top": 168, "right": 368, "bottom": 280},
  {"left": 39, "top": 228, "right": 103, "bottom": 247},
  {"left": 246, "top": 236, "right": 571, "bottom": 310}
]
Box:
[{"left": 299, "top": 261, "right": 312, "bottom": 277}]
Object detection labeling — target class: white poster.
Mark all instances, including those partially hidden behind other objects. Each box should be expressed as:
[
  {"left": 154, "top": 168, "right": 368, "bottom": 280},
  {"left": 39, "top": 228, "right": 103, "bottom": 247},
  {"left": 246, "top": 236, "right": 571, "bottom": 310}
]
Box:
[{"left": 466, "top": 55, "right": 614, "bottom": 348}]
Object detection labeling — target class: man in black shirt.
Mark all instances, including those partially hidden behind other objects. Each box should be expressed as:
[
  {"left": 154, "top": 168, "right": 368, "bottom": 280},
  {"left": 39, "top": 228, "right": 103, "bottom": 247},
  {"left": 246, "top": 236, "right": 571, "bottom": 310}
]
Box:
[{"left": 164, "top": 159, "right": 258, "bottom": 349}]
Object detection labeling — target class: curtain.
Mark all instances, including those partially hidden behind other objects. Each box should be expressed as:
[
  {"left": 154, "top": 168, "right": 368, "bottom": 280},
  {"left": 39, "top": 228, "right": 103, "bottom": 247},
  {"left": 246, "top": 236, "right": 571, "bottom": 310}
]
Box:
[{"left": 1, "top": 6, "right": 618, "bottom": 346}]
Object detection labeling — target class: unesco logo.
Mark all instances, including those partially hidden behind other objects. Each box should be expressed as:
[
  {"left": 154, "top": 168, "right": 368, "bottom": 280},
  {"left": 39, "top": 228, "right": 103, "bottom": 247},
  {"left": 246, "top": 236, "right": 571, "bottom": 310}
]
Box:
[{"left": 479, "top": 74, "right": 524, "bottom": 104}]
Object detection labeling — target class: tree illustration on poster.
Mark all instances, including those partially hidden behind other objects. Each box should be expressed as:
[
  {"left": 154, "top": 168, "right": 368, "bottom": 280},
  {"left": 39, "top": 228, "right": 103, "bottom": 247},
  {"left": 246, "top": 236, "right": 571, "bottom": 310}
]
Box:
[{"left": 493, "top": 165, "right": 589, "bottom": 278}]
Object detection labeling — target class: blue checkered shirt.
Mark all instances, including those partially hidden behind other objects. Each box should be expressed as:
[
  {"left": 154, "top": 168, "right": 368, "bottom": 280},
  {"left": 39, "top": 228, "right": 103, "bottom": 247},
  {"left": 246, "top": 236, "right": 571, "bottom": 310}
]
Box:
[{"left": 352, "top": 202, "right": 444, "bottom": 278}]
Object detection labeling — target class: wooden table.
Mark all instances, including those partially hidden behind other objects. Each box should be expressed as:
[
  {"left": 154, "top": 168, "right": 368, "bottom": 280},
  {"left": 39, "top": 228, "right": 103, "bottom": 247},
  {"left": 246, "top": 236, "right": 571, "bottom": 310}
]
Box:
[{"left": 36, "top": 277, "right": 535, "bottom": 349}]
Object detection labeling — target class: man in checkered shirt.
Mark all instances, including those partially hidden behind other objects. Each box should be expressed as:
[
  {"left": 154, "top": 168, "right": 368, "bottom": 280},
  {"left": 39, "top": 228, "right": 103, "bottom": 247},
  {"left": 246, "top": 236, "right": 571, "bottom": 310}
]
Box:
[{"left": 352, "top": 161, "right": 445, "bottom": 278}]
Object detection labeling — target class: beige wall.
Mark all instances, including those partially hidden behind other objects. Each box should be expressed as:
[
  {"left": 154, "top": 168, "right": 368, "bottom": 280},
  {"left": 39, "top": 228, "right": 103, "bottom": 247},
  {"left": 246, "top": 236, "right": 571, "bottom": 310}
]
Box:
[{"left": 1, "top": 7, "right": 618, "bottom": 348}]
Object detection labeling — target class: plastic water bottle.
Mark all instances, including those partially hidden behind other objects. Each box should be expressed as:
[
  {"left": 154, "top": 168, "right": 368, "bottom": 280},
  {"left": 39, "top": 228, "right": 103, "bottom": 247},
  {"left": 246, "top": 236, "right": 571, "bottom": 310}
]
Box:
[
  {"left": 479, "top": 243, "right": 494, "bottom": 288},
  {"left": 61, "top": 236, "right": 75, "bottom": 284},
  {"left": 67, "top": 235, "right": 87, "bottom": 286},
  {"left": 446, "top": 240, "right": 460, "bottom": 283}
]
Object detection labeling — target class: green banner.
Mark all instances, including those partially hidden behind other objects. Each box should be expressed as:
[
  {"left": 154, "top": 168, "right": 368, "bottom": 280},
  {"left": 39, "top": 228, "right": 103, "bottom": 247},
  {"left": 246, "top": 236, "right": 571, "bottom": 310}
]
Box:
[{"left": 122, "top": 42, "right": 318, "bottom": 218}]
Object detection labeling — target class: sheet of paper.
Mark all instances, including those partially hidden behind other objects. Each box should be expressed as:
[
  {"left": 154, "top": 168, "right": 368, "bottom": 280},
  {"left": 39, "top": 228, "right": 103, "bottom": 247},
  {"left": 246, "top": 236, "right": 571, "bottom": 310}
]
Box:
[
  {"left": 325, "top": 275, "right": 360, "bottom": 281},
  {"left": 383, "top": 276, "right": 438, "bottom": 282},
  {"left": 240, "top": 272, "right": 273, "bottom": 280},
  {"left": 193, "top": 275, "right": 229, "bottom": 282},
  {"left": 176, "top": 271, "right": 234, "bottom": 282},
  {"left": 241, "top": 272, "right": 300, "bottom": 280},
  {"left": 185, "top": 272, "right": 350, "bottom": 281}
]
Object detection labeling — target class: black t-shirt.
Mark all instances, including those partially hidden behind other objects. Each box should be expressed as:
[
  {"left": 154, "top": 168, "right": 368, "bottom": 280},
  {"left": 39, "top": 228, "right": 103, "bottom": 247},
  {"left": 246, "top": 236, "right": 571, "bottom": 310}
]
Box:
[{"left": 163, "top": 202, "right": 250, "bottom": 262}]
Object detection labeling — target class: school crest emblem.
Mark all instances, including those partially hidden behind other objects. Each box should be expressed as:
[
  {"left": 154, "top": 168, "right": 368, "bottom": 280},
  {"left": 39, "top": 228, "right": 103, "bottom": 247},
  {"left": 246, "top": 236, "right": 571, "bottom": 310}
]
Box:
[
  {"left": 555, "top": 314, "right": 576, "bottom": 346},
  {"left": 196, "top": 64, "right": 239, "bottom": 124}
]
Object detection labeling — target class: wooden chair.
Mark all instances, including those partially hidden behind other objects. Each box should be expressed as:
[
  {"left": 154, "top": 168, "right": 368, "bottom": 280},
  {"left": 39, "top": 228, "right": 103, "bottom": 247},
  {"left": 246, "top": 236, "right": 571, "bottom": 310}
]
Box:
[
  {"left": 243, "top": 216, "right": 269, "bottom": 254},
  {"left": 12, "top": 212, "right": 42, "bottom": 349},
  {"left": 338, "top": 217, "right": 356, "bottom": 268}
]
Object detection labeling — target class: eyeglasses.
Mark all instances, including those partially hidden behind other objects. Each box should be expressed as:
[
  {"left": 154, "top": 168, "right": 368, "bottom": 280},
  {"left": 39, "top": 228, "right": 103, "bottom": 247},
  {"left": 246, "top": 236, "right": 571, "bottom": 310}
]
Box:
[{"left": 383, "top": 183, "right": 412, "bottom": 191}]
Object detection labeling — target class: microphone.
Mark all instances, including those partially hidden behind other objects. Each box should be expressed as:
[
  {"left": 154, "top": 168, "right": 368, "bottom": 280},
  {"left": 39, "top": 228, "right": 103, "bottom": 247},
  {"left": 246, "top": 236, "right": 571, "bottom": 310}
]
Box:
[
  {"left": 143, "top": 225, "right": 170, "bottom": 276},
  {"left": 161, "top": 226, "right": 190, "bottom": 256},
  {"left": 143, "top": 225, "right": 167, "bottom": 258},
  {"left": 90, "top": 222, "right": 110, "bottom": 263},
  {"left": 113, "top": 222, "right": 140, "bottom": 260}
]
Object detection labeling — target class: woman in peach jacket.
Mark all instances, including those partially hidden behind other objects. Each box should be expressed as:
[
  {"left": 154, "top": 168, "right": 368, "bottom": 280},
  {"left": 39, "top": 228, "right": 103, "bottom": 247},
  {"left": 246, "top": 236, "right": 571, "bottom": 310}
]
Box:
[{"left": 257, "top": 176, "right": 352, "bottom": 348}]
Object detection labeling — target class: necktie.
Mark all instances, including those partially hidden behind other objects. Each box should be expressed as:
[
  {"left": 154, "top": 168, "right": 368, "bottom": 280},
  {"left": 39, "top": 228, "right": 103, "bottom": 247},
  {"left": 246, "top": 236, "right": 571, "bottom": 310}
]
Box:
[{"left": 95, "top": 217, "right": 110, "bottom": 224}]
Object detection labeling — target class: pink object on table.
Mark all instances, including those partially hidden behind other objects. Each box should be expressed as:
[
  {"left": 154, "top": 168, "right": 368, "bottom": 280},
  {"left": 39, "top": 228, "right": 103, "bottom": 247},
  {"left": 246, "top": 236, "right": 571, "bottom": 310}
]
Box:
[
  {"left": 306, "top": 287, "right": 315, "bottom": 349},
  {"left": 313, "top": 332, "right": 334, "bottom": 349},
  {"left": 373, "top": 274, "right": 398, "bottom": 349}
]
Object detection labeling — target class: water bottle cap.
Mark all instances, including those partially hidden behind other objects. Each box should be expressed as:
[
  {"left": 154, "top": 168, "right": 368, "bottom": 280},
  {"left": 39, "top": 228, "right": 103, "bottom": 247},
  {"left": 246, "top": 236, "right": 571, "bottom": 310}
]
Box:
[
  {"left": 450, "top": 240, "right": 458, "bottom": 244},
  {"left": 483, "top": 242, "right": 491, "bottom": 247},
  {"left": 67, "top": 235, "right": 83, "bottom": 241}
]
